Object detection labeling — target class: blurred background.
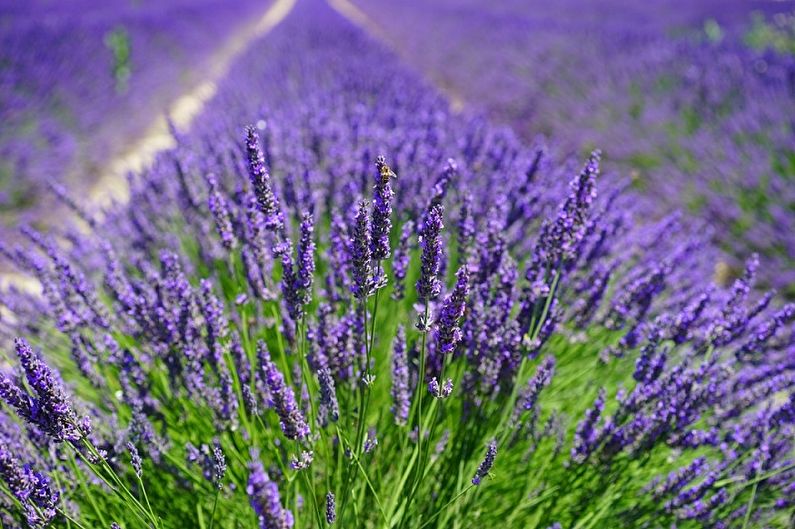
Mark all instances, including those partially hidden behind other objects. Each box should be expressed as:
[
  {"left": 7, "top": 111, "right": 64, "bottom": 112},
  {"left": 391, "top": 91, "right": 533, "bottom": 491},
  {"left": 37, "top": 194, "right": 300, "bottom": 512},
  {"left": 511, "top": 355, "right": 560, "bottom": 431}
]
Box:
[{"left": 1, "top": 0, "right": 794, "bottom": 294}]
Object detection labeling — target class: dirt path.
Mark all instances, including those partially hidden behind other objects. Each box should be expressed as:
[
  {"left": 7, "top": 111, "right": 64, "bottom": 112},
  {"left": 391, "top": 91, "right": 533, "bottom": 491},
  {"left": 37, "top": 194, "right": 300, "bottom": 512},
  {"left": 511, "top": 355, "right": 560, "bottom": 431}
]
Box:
[
  {"left": 90, "top": 0, "right": 297, "bottom": 206},
  {"left": 326, "top": 0, "right": 466, "bottom": 113},
  {"left": 0, "top": 0, "right": 295, "bottom": 293}
]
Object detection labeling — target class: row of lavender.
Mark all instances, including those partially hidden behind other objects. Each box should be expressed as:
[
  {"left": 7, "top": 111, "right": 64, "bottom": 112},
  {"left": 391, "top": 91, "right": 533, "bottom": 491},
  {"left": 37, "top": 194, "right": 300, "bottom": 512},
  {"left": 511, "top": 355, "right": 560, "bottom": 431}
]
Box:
[
  {"left": 0, "top": 0, "right": 267, "bottom": 224},
  {"left": 353, "top": 0, "right": 795, "bottom": 296},
  {"left": 0, "top": 0, "right": 793, "bottom": 527}
]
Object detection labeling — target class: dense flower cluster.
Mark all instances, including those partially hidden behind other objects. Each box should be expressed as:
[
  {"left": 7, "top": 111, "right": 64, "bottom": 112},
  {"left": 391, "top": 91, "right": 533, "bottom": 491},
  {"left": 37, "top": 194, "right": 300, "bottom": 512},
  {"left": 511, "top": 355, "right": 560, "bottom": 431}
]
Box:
[
  {"left": 357, "top": 0, "right": 795, "bottom": 296},
  {"left": 0, "top": 0, "right": 792, "bottom": 528}
]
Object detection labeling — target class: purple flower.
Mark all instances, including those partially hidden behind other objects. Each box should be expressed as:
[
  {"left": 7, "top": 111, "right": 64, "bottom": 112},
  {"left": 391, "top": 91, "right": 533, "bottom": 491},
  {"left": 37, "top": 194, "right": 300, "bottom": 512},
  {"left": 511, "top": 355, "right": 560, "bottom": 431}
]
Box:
[
  {"left": 245, "top": 126, "right": 284, "bottom": 234},
  {"left": 472, "top": 439, "right": 497, "bottom": 485},
  {"left": 428, "top": 377, "right": 453, "bottom": 399},
  {"left": 274, "top": 212, "right": 314, "bottom": 324},
  {"left": 435, "top": 266, "right": 470, "bottom": 354},
  {"left": 649, "top": 457, "right": 708, "bottom": 500},
  {"left": 206, "top": 173, "right": 236, "bottom": 251},
  {"left": 128, "top": 442, "right": 143, "bottom": 478},
  {"left": 0, "top": 441, "right": 59, "bottom": 527},
  {"left": 350, "top": 199, "right": 374, "bottom": 300},
  {"left": 512, "top": 355, "right": 555, "bottom": 422},
  {"left": 317, "top": 367, "right": 339, "bottom": 426},
  {"left": 212, "top": 445, "right": 226, "bottom": 489},
  {"left": 200, "top": 279, "right": 228, "bottom": 366},
  {"left": 247, "top": 457, "right": 294, "bottom": 529},
  {"left": 296, "top": 212, "right": 316, "bottom": 307},
  {"left": 416, "top": 203, "right": 444, "bottom": 303},
  {"left": 257, "top": 341, "right": 310, "bottom": 440},
  {"left": 391, "top": 220, "right": 414, "bottom": 301},
  {"left": 371, "top": 156, "right": 395, "bottom": 261},
  {"left": 528, "top": 151, "right": 600, "bottom": 275},
  {"left": 457, "top": 193, "right": 475, "bottom": 259},
  {"left": 325, "top": 492, "right": 336, "bottom": 524},
  {"left": 571, "top": 388, "right": 606, "bottom": 463},
  {"left": 390, "top": 325, "right": 411, "bottom": 426},
  {"left": 289, "top": 450, "right": 313, "bottom": 471},
  {"left": 0, "top": 338, "right": 91, "bottom": 443},
  {"left": 363, "top": 428, "right": 378, "bottom": 454}
]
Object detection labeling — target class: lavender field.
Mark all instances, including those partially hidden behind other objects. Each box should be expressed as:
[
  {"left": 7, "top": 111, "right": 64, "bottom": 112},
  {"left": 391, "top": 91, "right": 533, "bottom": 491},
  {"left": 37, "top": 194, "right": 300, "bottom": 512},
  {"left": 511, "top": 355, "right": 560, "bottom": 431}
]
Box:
[{"left": 0, "top": 0, "right": 793, "bottom": 528}]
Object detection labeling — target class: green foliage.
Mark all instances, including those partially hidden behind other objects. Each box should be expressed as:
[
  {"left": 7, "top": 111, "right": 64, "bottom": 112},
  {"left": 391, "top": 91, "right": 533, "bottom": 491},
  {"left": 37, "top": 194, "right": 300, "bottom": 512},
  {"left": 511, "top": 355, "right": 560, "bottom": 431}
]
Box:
[{"left": 104, "top": 26, "right": 132, "bottom": 93}]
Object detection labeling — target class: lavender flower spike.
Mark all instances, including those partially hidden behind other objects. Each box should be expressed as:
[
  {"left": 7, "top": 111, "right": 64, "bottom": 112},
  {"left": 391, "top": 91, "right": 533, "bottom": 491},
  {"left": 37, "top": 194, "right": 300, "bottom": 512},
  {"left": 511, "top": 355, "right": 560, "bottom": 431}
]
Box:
[
  {"left": 295, "top": 211, "right": 316, "bottom": 310},
  {"left": 257, "top": 341, "right": 310, "bottom": 440},
  {"left": 0, "top": 442, "right": 59, "bottom": 527},
  {"left": 371, "top": 155, "right": 396, "bottom": 261},
  {"left": 472, "top": 439, "right": 497, "bottom": 485},
  {"left": 317, "top": 366, "right": 340, "bottom": 426},
  {"left": 416, "top": 203, "right": 445, "bottom": 303},
  {"left": 2, "top": 338, "right": 91, "bottom": 442},
  {"left": 247, "top": 458, "right": 294, "bottom": 529},
  {"left": 212, "top": 445, "right": 226, "bottom": 489},
  {"left": 326, "top": 492, "right": 336, "bottom": 524},
  {"left": 245, "top": 125, "right": 284, "bottom": 234},
  {"left": 571, "top": 388, "right": 606, "bottom": 464},
  {"left": 391, "top": 220, "right": 414, "bottom": 301},
  {"left": 428, "top": 377, "right": 453, "bottom": 398},
  {"left": 350, "top": 199, "right": 374, "bottom": 300},
  {"left": 128, "top": 442, "right": 143, "bottom": 478},
  {"left": 390, "top": 325, "right": 411, "bottom": 426},
  {"left": 435, "top": 266, "right": 470, "bottom": 354},
  {"left": 512, "top": 355, "right": 556, "bottom": 422},
  {"left": 206, "top": 173, "right": 236, "bottom": 251}
]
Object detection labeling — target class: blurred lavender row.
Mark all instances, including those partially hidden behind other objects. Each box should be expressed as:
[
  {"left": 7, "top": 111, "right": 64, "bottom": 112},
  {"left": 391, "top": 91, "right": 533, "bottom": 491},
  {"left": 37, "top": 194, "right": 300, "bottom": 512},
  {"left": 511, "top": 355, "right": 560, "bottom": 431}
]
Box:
[
  {"left": 354, "top": 0, "right": 795, "bottom": 295},
  {"left": 0, "top": 0, "right": 269, "bottom": 225}
]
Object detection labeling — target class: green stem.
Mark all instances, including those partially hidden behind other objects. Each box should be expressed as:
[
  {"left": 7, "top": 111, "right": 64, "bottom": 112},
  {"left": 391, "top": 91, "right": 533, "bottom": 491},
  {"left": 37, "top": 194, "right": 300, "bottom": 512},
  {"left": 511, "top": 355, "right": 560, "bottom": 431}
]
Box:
[
  {"left": 208, "top": 488, "right": 220, "bottom": 529},
  {"left": 741, "top": 482, "right": 758, "bottom": 529},
  {"left": 404, "top": 300, "right": 430, "bottom": 526},
  {"left": 418, "top": 485, "right": 475, "bottom": 529}
]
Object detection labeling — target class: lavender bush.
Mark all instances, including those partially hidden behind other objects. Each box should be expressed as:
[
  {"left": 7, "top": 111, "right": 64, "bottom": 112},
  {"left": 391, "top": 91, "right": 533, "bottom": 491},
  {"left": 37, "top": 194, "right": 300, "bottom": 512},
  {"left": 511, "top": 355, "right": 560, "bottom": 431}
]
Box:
[
  {"left": 0, "top": 1, "right": 793, "bottom": 527},
  {"left": 353, "top": 0, "right": 795, "bottom": 296}
]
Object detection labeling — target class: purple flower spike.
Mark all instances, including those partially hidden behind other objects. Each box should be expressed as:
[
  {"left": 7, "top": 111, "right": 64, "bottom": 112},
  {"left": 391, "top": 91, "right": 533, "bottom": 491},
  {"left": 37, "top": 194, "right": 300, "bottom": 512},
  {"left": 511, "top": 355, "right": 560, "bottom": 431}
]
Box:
[
  {"left": 245, "top": 126, "right": 284, "bottom": 234},
  {"left": 428, "top": 377, "right": 453, "bottom": 399},
  {"left": 350, "top": 199, "right": 374, "bottom": 300},
  {"left": 416, "top": 203, "right": 445, "bottom": 303},
  {"left": 435, "top": 266, "right": 470, "bottom": 354},
  {"left": 1, "top": 338, "right": 91, "bottom": 443},
  {"left": 371, "top": 155, "right": 395, "bottom": 261},
  {"left": 247, "top": 457, "right": 294, "bottom": 529},
  {"left": 472, "top": 439, "right": 497, "bottom": 485},
  {"left": 257, "top": 341, "right": 310, "bottom": 440},
  {"left": 317, "top": 366, "right": 339, "bottom": 426},
  {"left": 571, "top": 388, "right": 606, "bottom": 464},
  {"left": 325, "top": 492, "right": 336, "bottom": 524},
  {"left": 0, "top": 442, "right": 59, "bottom": 527},
  {"left": 206, "top": 173, "right": 236, "bottom": 251},
  {"left": 390, "top": 325, "right": 411, "bottom": 426},
  {"left": 391, "top": 220, "right": 415, "bottom": 301}
]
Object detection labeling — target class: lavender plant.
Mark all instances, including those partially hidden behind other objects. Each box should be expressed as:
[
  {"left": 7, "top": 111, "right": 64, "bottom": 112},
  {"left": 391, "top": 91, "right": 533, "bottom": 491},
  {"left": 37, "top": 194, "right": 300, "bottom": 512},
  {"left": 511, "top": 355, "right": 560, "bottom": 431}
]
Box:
[
  {"left": 0, "top": 1, "right": 793, "bottom": 528},
  {"left": 354, "top": 0, "right": 795, "bottom": 297}
]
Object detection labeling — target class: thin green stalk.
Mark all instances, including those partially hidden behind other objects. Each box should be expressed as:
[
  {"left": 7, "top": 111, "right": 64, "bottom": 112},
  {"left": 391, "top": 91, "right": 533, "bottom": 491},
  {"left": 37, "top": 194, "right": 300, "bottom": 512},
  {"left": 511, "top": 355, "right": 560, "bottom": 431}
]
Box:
[
  {"left": 59, "top": 510, "right": 91, "bottom": 529},
  {"left": 741, "top": 482, "right": 758, "bottom": 529},
  {"left": 418, "top": 485, "right": 475, "bottom": 529},
  {"left": 340, "top": 296, "right": 371, "bottom": 523},
  {"left": 403, "top": 300, "right": 430, "bottom": 527},
  {"left": 336, "top": 425, "right": 389, "bottom": 524},
  {"left": 208, "top": 488, "right": 220, "bottom": 529},
  {"left": 301, "top": 466, "right": 326, "bottom": 529}
]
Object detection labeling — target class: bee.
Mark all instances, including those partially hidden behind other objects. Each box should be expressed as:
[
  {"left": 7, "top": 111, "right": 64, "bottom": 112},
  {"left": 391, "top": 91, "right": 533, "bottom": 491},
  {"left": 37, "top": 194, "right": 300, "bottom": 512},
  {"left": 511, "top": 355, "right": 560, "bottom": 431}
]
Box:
[{"left": 377, "top": 158, "right": 397, "bottom": 184}]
